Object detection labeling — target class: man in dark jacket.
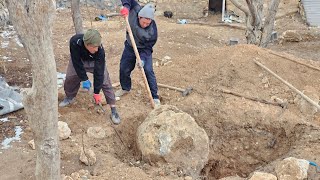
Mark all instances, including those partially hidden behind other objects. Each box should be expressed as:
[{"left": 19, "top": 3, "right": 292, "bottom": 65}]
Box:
[
  {"left": 116, "top": 0, "right": 160, "bottom": 106},
  {"left": 59, "top": 29, "right": 121, "bottom": 124}
]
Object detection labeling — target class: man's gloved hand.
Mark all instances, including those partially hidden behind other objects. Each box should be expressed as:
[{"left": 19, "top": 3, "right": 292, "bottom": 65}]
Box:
[
  {"left": 93, "top": 94, "right": 102, "bottom": 104},
  {"left": 82, "top": 80, "right": 91, "bottom": 91},
  {"left": 137, "top": 59, "right": 145, "bottom": 68},
  {"left": 120, "top": 7, "right": 129, "bottom": 17}
]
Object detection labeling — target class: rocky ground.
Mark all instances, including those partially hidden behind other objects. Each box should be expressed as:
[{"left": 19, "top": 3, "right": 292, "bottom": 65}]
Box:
[{"left": 1, "top": 1, "right": 320, "bottom": 180}]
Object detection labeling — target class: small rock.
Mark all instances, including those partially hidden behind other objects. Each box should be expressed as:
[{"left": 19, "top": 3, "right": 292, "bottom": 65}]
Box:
[
  {"left": 78, "top": 169, "right": 90, "bottom": 177},
  {"left": 70, "top": 172, "right": 80, "bottom": 180},
  {"left": 249, "top": 172, "right": 277, "bottom": 180},
  {"left": 185, "top": 176, "right": 193, "bottom": 180},
  {"left": 294, "top": 86, "right": 319, "bottom": 118},
  {"left": 261, "top": 77, "right": 269, "bottom": 84},
  {"left": 28, "top": 139, "right": 35, "bottom": 150},
  {"left": 25, "top": 127, "right": 32, "bottom": 132},
  {"left": 219, "top": 175, "right": 245, "bottom": 180},
  {"left": 62, "top": 175, "right": 73, "bottom": 180},
  {"left": 164, "top": 55, "right": 171, "bottom": 60},
  {"left": 87, "top": 127, "right": 106, "bottom": 139},
  {"left": 281, "top": 30, "right": 302, "bottom": 43},
  {"left": 80, "top": 149, "right": 96, "bottom": 166},
  {"left": 105, "top": 126, "right": 115, "bottom": 137},
  {"left": 87, "top": 104, "right": 94, "bottom": 110},
  {"left": 275, "top": 157, "right": 309, "bottom": 180},
  {"left": 58, "top": 121, "right": 71, "bottom": 140}
]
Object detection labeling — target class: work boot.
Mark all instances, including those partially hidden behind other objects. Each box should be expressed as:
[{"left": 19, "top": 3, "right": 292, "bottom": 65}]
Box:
[
  {"left": 115, "top": 89, "right": 129, "bottom": 97},
  {"left": 110, "top": 111, "right": 121, "bottom": 124},
  {"left": 153, "top": 99, "right": 161, "bottom": 107},
  {"left": 59, "top": 97, "right": 75, "bottom": 107}
]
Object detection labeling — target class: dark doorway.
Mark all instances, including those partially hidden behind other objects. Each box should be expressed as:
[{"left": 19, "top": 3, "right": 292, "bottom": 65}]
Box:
[{"left": 209, "top": 0, "right": 224, "bottom": 13}]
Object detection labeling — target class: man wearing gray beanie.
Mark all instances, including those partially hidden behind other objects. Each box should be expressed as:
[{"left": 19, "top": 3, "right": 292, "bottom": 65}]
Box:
[
  {"left": 59, "top": 29, "right": 121, "bottom": 124},
  {"left": 116, "top": 0, "right": 160, "bottom": 106}
]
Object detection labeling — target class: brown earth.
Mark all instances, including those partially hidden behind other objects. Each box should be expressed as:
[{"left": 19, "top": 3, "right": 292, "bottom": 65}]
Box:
[{"left": 1, "top": 2, "right": 320, "bottom": 180}]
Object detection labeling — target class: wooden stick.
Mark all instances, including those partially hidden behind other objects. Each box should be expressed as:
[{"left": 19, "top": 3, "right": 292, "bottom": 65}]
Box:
[
  {"left": 105, "top": 13, "right": 121, "bottom": 17},
  {"left": 268, "top": 51, "right": 320, "bottom": 72},
  {"left": 254, "top": 60, "right": 320, "bottom": 110},
  {"left": 220, "top": 88, "right": 285, "bottom": 107},
  {"left": 125, "top": 16, "right": 155, "bottom": 108},
  {"left": 188, "top": 22, "right": 247, "bottom": 30}
]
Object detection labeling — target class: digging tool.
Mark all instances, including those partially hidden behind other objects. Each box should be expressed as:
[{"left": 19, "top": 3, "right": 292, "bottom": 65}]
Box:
[
  {"left": 254, "top": 60, "right": 320, "bottom": 110},
  {"left": 158, "top": 83, "right": 193, "bottom": 97},
  {"left": 268, "top": 50, "right": 320, "bottom": 72},
  {"left": 125, "top": 16, "right": 155, "bottom": 108},
  {"left": 97, "top": 103, "right": 126, "bottom": 148},
  {"left": 220, "top": 88, "right": 288, "bottom": 108}
]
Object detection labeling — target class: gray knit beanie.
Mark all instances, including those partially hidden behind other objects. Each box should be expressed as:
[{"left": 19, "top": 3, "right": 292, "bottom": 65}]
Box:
[
  {"left": 83, "top": 29, "right": 102, "bottom": 46},
  {"left": 138, "top": 3, "right": 155, "bottom": 20}
]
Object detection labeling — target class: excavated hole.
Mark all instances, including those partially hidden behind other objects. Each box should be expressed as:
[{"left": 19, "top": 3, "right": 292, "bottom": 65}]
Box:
[
  {"left": 112, "top": 106, "right": 298, "bottom": 179},
  {"left": 202, "top": 121, "right": 295, "bottom": 179}
]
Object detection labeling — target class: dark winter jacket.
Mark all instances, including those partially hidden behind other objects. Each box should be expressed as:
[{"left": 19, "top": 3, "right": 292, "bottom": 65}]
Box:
[
  {"left": 69, "top": 34, "right": 105, "bottom": 94},
  {"left": 121, "top": 0, "right": 158, "bottom": 60}
]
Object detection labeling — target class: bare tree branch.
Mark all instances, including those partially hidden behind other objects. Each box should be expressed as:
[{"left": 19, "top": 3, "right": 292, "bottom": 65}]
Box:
[
  {"left": 229, "top": 0, "right": 249, "bottom": 16},
  {"left": 246, "top": 0, "right": 258, "bottom": 26}
]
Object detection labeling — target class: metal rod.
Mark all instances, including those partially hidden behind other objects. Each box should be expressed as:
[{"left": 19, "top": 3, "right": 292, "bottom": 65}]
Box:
[{"left": 222, "top": 0, "right": 226, "bottom": 22}]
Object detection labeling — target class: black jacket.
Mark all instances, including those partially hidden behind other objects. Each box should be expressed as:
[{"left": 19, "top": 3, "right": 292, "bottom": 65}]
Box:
[{"left": 69, "top": 34, "right": 105, "bottom": 94}]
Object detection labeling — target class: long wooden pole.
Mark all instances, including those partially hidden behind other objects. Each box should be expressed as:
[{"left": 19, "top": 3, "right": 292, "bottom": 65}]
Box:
[
  {"left": 254, "top": 60, "right": 320, "bottom": 110},
  {"left": 268, "top": 51, "right": 320, "bottom": 72},
  {"left": 125, "top": 16, "right": 155, "bottom": 108}
]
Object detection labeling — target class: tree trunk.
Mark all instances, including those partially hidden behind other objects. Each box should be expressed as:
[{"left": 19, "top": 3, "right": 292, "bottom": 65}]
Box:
[
  {"left": 71, "top": 0, "right": 83, "bottom": 34},
  {"left": 0, "top": 0, "right": 9, "bottom": 26},
  {"left": 5, "top": 1, "right": 60, "bottom": 180},
  {"left": 259, "top": 0, "right": 280, "bottom": 47},
  {"left": 229, "top": 0, "right": 280, "bottom": 47},
  {"left": 245, "top": 0, "right": 263, "bottom": 44}
]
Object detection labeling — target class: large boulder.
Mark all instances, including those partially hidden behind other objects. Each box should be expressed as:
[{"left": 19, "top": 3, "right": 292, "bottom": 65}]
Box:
[{"left": 137, "top": 105, "right": 209, "bottom": 178}]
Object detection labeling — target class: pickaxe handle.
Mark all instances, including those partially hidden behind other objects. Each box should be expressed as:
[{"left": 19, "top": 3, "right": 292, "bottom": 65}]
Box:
[
  {"left": 158, "top": 83, "right": 184, "bottom": 92},
  {"left": 125, "top": 16, "right": 155, "bottom": 108}
]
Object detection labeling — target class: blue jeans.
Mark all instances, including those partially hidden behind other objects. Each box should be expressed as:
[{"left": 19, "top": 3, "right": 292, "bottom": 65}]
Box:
[{"left": 119, "top": 44, "right": 159, "bottom": 99}]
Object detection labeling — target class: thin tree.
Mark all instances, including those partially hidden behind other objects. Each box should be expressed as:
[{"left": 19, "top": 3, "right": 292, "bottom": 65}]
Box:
[
  {"left": 229, "top": 0, "right": 280, "bottom": 47},
  {"left": 71, "top": 0, "right": 83, "bottom": 34},
  {"left": 5, "top": 0, "right": 60, "bottom": 179}
]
